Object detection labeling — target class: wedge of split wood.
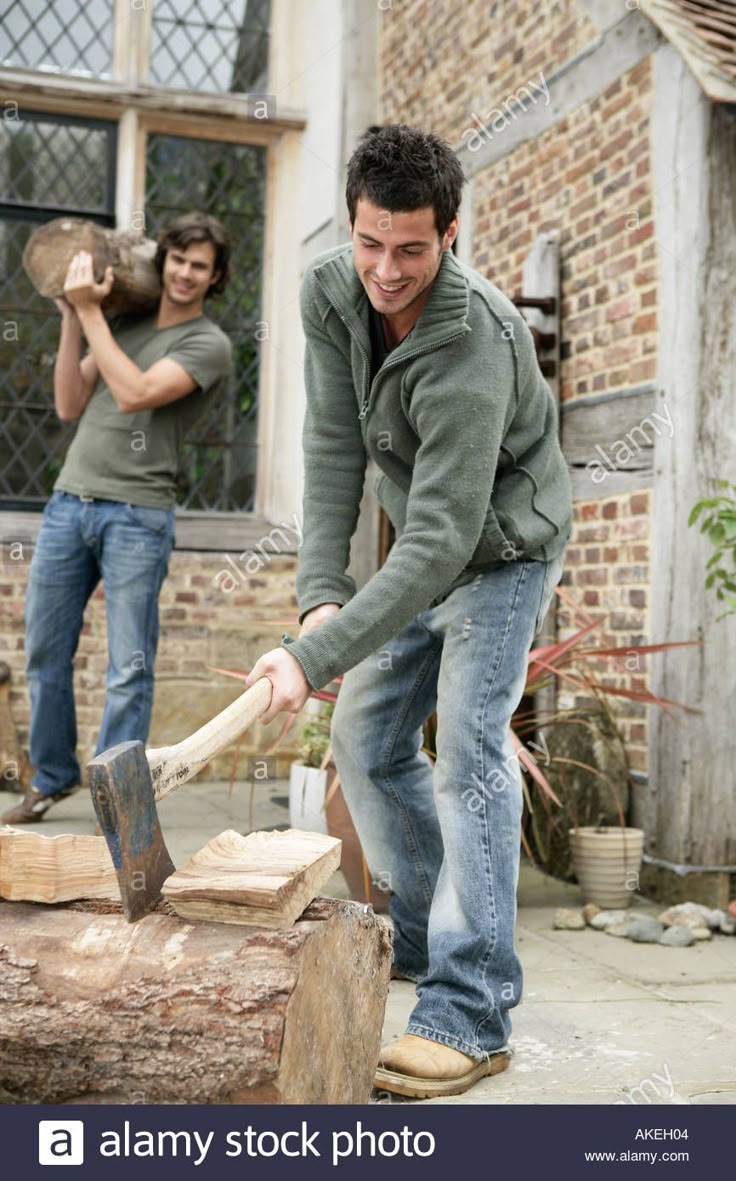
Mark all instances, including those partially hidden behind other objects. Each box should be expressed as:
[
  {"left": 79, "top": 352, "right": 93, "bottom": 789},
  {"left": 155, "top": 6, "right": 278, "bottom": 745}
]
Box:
[
  {"left": 0, "top": 827, "right": 119, "bottom": 903},
  {"left": 162, "top": 828, "right": 342, "bottom": 928}
]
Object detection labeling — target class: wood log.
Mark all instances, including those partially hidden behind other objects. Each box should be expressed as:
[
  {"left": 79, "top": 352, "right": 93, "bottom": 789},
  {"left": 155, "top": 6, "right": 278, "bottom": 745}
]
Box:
[
  {"left": 0, "top": 896, "right": 392, "bottom": 1104},
  {"left": 162, "top": 828, "right": 341, "bottom": 927},
  {"left": 0, "top": 829, "right": 119, "bottom": 903},
  {"left": 23, "top": 218, "right": 161, "bottom": 315}
]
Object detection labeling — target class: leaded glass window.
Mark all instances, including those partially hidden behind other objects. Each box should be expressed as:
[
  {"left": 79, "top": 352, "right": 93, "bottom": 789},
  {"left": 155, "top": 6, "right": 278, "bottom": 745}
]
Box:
[
  {"left": 1, "top": 0, "right": 114, "bottom": 80},
  {"left": 149, "top": 0, "right": 270, "bottom": 94},
  {"left": 146, "top": 133, "right": 266, "bottom": 511},
  {"left": 0, "top": 112, "right": 117, "bottom": 506}
]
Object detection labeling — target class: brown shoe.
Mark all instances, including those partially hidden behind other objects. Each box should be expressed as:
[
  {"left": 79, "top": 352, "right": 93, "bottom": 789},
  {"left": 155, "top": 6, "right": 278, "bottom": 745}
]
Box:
[
  {"left": 1, "top": 784, "right": 79, "bottom": 825},
  {"left": 374, "top": 1033, "right": 511, "bottom": 1099}
]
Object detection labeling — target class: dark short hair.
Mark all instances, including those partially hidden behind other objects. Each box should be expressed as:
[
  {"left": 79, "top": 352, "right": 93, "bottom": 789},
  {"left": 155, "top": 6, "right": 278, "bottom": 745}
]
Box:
[
  {"left": 154, "top": 211, "right": 230, "bottom": 297},
  {"left": 346, "top": 124, "right": 466, "bottom": 238}
]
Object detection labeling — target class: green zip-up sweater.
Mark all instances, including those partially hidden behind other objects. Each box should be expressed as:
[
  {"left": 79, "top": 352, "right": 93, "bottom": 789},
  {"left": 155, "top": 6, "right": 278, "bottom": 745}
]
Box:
[{"left": 283, "top": 243, "right": 572, "bottom": 690}]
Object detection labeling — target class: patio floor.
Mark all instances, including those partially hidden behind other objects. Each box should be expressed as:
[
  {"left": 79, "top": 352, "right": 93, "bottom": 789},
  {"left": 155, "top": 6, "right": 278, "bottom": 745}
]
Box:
[{"left": 2, "top": 778, "right": 734, "bottom": 1106}]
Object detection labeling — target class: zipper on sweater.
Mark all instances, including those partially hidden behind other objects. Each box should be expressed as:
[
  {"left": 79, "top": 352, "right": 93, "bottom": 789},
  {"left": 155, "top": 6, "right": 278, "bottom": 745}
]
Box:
[
  {"left": 360, "top": 333, "right": 468, "bottom": 419},
  {"left": 315, "top": 272, "right": 468, "bottom": 423}
]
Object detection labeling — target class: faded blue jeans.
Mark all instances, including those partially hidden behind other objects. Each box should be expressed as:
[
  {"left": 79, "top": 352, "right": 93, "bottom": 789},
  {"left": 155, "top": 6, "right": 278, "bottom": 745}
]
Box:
[
  {"left": 331, "top": 557, "right": 562, "bottom": 1059},
  {"left": 25, "top": 491, "right": 175, "bottom": 796}
]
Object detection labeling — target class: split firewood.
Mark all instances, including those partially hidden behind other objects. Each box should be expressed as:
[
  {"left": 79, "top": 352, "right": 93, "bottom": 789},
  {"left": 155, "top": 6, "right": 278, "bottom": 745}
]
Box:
[
  {"left": 0, "top": 828, "right": 119, "bottom": 903},
  {"left": 23, "top": 218, "right": 161, "bottom": 315},
  {"left": 162, "top": 828, "right": 342, "bottom": 927},
  {"left": 0, "top": 896, "right": 392, "bottom": 1104}
]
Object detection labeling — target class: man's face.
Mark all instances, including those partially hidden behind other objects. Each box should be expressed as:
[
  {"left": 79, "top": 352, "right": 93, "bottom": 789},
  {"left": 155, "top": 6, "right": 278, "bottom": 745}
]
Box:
[
  {"left": 161, "top": 240, "right": 219, "bottom": 309},
  {"left": 351, "top": 198, "right": 458, "bottom": 320}
]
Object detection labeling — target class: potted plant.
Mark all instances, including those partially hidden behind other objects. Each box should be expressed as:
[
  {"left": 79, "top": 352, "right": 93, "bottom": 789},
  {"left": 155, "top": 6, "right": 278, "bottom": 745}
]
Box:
[
  {"left": 568, "top": 825, "right": 645, "bottom": 909},
  {"left": 288, "top": 699, "right": 332, "bottom": 835},
  {"left": 516, "top": 586, "right": 697, "bottom": 907}
]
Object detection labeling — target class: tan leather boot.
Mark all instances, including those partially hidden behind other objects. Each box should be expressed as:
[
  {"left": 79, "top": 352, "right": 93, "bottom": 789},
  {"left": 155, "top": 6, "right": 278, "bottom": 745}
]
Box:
[{"left": 374, "top": 1033, "right": 511, "bottom": 1099}]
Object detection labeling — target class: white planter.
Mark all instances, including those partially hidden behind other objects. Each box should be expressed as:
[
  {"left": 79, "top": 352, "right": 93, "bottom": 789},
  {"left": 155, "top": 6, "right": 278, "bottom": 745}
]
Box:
[
  {"left": 289, "top": 763, "right": 328, "bottom": 835},
  {"left": 570, "top": 826, "right": 645, "bottom": 909}
]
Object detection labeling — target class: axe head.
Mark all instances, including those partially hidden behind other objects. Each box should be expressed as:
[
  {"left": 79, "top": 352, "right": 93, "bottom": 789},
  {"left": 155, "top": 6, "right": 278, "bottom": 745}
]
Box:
[{"left": 89, "top": 740, "right": 175, "bottom": 923}]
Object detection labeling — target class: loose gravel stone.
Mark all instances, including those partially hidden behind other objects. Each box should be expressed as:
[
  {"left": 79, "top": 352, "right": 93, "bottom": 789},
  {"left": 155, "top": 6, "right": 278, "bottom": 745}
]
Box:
[
  {"left": 554, "top": 907, "right": 586, "bottom": 930},
  {"left": 659, "top": 902, "right": 722, "bottom": 930},
  {"left": 628, "top": 917, "right": 665, "bottom": 943},
  {"left": 659, "top": 926, "right": 695, "bottom": 947},
  {"left": 691, "top": 927, "right": 712, "bottom": 941},
  {"left": 604, "top": 921, "right": 631, "bottom": 938},
  {"left": 590, "top": 910, "right": 630, "bottom": 930}
]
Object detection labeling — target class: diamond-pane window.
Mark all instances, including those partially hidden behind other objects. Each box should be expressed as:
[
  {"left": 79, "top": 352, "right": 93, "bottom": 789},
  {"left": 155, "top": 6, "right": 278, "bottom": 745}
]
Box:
[
  {"left": 146, "top": 133, "right": 266, "bottom": 511},
  {"left": 0, "top": 114, "right": 114, "bottom": 216},
  {"left": 0, "top": 113, "right": 116, "bottom": 507},
  {"left": 1, "top": 0, "right": 114, "bottom": 79},
  {"left": 149, "top": 0, "right": 270, "bottom": 94}
]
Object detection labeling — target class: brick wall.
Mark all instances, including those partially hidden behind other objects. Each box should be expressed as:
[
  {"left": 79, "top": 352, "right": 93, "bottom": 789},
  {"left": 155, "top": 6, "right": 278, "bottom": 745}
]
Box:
[
  {"left": 1, "top": 547, "right": 301, "bottom": 783},
  {"left": 558, "top": 489, "right": 651, "bottom": 773},
  {"left": 379, "top": 2, "right": 660, "bottom": 776},
  {"left": 471, "top": 60, "right": 657, "bottom": 402},
  {"left": 380, "top": 0, "right": 596, "bottom": 147}
]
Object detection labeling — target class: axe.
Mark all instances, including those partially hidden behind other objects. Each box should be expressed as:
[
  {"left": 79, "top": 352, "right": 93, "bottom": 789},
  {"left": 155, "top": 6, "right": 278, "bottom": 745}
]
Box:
[{"left": 89, "top": 677, "right": 272, "bottom": 922}]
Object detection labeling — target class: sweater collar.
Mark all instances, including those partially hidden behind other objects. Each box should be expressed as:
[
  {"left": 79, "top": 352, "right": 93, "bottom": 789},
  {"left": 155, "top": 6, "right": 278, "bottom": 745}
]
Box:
[{"left": 313, "top": 244, "right": 471, "bottom": 354}]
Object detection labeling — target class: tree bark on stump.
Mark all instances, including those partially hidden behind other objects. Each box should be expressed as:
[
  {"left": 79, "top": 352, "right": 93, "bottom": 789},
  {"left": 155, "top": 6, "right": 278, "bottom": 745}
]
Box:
[{"left": 0, "top": 896, "right": 391, "bottom": 1105}]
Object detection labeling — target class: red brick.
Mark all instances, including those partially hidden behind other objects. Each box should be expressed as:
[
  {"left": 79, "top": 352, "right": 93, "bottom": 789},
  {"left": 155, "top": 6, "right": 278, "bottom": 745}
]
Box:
[
  {"left": 577, "top": 568, "right": 608, "bottom": 586},
  {"left": 605, "top": 297, "right": 634, "bottom": 322},
  {"left": 610, "top": 611, "right": 644, "bottom": 630},
  {"left": 633, "top": 312, "right": 656, "bottom": 334},
  {"left": 602, "top": 502, "right": 619, "bottom": 519},
  {"left": 630, "top": 493, "right": 649, "bottom": 514},
  {"left": 604, "top": 254, "right": 637, "bottom": 280},
  {"left": 613, "top": 565, "right": 648, "bottom": 583}
]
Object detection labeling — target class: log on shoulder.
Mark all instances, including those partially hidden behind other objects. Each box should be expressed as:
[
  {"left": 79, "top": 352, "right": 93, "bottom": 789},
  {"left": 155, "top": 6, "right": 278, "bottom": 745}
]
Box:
[
  {"left": 0, "top": 896, "right": 392, "bottom": 1104},
  {"left": 23, "top": 218, "right": 161, "bottom": 315},
  {"left": 161, "top": 828, "right": 342, "bottom": 927},
  {"left": 0, "top": 828, "right": 119, "bottom": 903}
]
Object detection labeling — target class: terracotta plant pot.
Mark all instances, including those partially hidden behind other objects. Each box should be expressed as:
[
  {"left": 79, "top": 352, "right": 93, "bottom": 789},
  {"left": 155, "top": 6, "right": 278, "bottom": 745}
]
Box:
[
  {"left": 569, "top": 826, "right": 644, "bottom": 909},
  {"left": 325, "top": 769, "right": 391, "bottom": 914}
]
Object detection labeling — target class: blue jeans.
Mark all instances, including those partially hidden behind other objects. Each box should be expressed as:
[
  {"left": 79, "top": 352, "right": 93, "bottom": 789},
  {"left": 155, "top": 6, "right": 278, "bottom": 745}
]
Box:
[
  {"left": 331, "top": 556, "right": 562, "bottom": 1059},
  {"left": 25, "top": 491, "right": 175, "bottom": 796}
]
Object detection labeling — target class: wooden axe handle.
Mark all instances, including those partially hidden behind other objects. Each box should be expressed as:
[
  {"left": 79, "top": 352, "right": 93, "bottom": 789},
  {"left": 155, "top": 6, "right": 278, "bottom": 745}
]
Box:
[{"left": 145, "top": 678, "right": 273, "bottom": 801}]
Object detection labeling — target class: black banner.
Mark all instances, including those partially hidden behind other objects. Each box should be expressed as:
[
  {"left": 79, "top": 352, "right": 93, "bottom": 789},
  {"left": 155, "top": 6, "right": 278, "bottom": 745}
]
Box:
[{"left": 0, "top": 1102, "right": 727, "bottom": 1179}]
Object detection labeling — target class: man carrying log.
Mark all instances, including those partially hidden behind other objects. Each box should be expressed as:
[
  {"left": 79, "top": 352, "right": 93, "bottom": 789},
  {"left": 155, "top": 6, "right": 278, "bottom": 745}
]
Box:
[
  {"left": 3, "top": 212, "right": 232, "bottom": 826},
  {"left": 247, "top": 125, "right": 572, "bottom": 1098}
]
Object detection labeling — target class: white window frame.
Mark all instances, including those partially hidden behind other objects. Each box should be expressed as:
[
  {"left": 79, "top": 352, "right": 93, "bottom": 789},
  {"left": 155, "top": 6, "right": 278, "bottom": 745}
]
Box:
[{"left": 0, "top": 0, "right": 307, "bottom": 549}]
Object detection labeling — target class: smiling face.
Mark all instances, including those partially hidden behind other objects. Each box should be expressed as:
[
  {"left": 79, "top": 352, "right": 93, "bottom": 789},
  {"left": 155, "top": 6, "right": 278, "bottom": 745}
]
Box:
[
  {"left": 161, "top": 240, "right": 219, "bottom": 313},
  {"left": 351, "top": 197, "right": 458, "bottom": 337}
]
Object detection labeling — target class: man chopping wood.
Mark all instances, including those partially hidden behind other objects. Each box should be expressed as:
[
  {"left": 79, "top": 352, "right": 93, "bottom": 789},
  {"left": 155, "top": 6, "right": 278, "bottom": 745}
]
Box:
[
  {"left": 247, "top": 125, "right": 572, "bottom": 1098},
  {"left": 3, "top": 212, "right": 232, "bottom": 826}
]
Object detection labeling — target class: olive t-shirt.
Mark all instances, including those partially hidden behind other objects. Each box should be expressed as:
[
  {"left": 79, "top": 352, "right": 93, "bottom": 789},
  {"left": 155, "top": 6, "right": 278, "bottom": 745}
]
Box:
[{"left": 55, "top": 313, "right": 232, "bottom": 509}]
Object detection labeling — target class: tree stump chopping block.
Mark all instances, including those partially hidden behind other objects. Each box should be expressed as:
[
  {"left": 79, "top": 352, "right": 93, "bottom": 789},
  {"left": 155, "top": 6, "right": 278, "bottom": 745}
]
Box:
[{"left": 0, "top": 896, "right": 392, "bottom": 1105}]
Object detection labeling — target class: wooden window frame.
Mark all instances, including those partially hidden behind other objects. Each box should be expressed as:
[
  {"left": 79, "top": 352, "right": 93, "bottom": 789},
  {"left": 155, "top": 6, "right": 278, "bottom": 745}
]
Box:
[{"left": 0, "top": 0, "right": 306, "bottom": 551}]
